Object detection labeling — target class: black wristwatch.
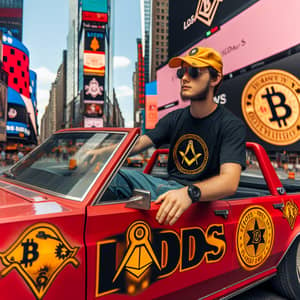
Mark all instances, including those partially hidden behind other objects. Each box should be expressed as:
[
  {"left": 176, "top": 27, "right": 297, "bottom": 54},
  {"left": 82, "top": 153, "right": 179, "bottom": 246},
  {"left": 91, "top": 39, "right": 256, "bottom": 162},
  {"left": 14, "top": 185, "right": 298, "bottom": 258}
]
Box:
[{"left": 187, "top": 184, "right": 201, "bottom": 203}]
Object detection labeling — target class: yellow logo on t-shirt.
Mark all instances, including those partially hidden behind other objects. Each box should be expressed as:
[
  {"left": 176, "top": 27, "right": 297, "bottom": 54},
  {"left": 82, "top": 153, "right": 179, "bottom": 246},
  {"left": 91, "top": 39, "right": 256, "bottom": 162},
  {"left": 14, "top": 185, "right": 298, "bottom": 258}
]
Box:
[{"left": 173, "top": 134, "right": 208, "bottom": 175}]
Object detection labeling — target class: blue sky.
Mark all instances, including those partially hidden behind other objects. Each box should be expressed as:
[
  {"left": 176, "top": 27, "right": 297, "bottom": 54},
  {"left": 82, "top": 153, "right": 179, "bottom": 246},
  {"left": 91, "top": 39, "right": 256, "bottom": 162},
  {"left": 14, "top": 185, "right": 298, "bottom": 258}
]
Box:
[{"left": 23, "top": 0, "right": 141, "bottom": 127}]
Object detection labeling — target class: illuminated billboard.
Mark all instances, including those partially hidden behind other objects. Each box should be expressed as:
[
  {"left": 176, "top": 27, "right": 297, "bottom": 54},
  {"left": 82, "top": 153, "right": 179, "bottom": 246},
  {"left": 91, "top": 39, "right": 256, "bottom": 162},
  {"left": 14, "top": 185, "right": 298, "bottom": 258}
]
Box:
[
  {"left": 0, "top": 6, "right": 23, "bottom": 41},
  {"left": 84, "top": 117, "right": 103, "bottom": 128},
  {"left": 169, "top": 0, "right": 258, "bottom": 57},
  {"left": 84, "top": 102, "right": 103, "bottom": 118},
  {"left": 145, "top": 82, "right": 158, "bottom": 129},
  {"left": 6, "top": 87, "right": 30, "bottom": 140},
  {"left": 84, "top": 29, "right": 105, "bottom": 75},
  {"left": 84, "top": 75, "right": 104, "bottom": 101},
  {"left": 82, "top": 0, "right": 108, "bottom": 13},
  {"left": 82, "top": 11, "right": 108, "bottom": 23},
  {"left": 1, "top": 33, "right": 30, "bottom": 98},
  {"left": 157, "top": 0, "right": 300, "bottom": 118},
  {"left": 215, "top": 51, "right": 300, "bottom": 151}
]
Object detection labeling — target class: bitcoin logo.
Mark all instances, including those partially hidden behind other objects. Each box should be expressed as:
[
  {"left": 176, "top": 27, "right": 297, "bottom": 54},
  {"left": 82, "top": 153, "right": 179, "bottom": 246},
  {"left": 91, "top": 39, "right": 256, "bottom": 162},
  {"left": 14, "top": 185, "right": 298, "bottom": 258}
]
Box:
[
  {"left": 0, "top": 223, "right": 79, "bottom": 300},
  {"left": 20, "top": 238, "right": 39, "bottom": 267},
  {"left": 242, "top": 70, "right": 300, "bottom": 145},
  {"left": 236, "top": 206, "right": 274, "bottom": 271},
  {"left": 173, "top": 134, "right": 208, "bottom": 175}
]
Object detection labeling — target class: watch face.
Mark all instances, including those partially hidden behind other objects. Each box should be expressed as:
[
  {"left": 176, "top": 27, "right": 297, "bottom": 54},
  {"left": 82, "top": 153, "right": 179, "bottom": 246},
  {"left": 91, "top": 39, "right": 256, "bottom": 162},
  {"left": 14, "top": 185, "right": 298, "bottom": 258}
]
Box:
[{"left": 188, "top": 185, "right": 200, "bottom": 202}]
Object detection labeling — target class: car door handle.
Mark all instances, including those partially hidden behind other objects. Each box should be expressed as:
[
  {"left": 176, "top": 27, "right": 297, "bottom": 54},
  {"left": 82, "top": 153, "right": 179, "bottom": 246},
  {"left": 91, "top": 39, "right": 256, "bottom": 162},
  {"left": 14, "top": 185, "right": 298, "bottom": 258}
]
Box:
[
  {"left": 214, "top": 209, "right": 229, "bottom": 219},
  {"left": 273, "top": 203, "right": 284, "bottom": 211}
]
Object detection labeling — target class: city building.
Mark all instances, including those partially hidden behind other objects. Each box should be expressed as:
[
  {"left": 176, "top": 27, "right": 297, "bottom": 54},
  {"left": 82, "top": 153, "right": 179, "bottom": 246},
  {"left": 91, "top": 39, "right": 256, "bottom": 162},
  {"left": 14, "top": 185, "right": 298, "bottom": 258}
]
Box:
[
  {"left": 1, "top": 32, "right": 37, "bottom": 146},
  {"left": 149, "top": 0, "right": 168, "bottom": 82},
  {"left": 0, "top": 0, "right": 23, "bottom": 41},
  {"left": 140, "top": 0, "right": 169, "bottom": 83},
  {"left": 40, "top": 50, "right": 67, "bottom": 141},
  {"left": 64, "top": 0, "right": 124, "bottom": 128}
]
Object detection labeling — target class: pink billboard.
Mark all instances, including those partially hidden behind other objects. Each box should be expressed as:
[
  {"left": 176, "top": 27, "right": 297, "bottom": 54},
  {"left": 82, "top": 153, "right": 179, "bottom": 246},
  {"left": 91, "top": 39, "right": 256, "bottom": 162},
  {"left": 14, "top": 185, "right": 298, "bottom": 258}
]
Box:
[{"left": 157, "top": 0, "right": 300, "bottom": 119}]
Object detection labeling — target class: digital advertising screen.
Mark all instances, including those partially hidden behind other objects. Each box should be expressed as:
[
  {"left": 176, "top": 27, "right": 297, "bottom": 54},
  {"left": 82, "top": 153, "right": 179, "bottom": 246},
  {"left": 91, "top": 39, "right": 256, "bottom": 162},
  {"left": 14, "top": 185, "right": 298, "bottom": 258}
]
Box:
[
  {"left": 1, "top": 33, "right": 30, "bottom": 98},
  {"left": 0, "top": 7, "right": 23, "bottom": 41},
  {"left": 6, "top": 87, "right": 37, "bottom": 144},
  {"left": 216, "top": 51, "right": 300, "bottom": 151},
  {"left": 82, "top": 11, "right": 108, "bottom": 23},
  {"left": 157, "top": 0, "right": 300, "bottom": 119},
  {"left": 84, "top": 117, "right": 103, "bottom": 128},
  {"left": 84, "top": 29, "right": 105, "bottom": 52},
  {"left": 82, "top": 0, "right": 107, "bottom": 13},
  {"left": 84, "top": 102, "right": 104, "bottom": 118},
  {"left": 145, "top": 82, "right": 158, "bottom": 129},
  {"left": 169, "top": 0, "right": 259, "bottom": 57},
  {"left": 6, "top": 87, "right": 30, "bottom": 140},
  {"left": 84, "top": 75, "right": 104, "bottom": 101},
  {"left": 84, "top": 29, "right": 105, "bottom": 76},
  {"left": 29, "top": 70, "right": 37, "bottom": 109}
]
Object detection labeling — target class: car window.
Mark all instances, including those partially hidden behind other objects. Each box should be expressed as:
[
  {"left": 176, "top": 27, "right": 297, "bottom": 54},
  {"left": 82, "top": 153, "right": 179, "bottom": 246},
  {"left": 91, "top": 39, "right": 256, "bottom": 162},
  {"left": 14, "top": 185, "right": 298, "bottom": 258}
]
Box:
[{"left": 4, "top": 131, "right": 126, "bottom": 201}]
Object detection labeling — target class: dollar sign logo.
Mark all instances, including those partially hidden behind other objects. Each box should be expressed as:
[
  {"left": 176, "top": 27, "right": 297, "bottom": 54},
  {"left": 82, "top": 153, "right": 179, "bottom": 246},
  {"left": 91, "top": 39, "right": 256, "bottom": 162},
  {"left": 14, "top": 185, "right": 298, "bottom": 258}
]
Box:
[
  {"left": 261, "top": 86, "right": 292, "bottom": 128},
  {"left": 20, "top": 238, "right": 39, "bottom": 267}
]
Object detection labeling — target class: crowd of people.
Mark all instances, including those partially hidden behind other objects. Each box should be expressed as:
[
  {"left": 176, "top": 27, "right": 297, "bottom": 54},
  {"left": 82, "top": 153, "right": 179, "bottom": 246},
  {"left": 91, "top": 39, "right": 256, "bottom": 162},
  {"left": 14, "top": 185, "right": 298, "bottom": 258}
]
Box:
[{"left": 0, "top": 147, "right": 26, "bottom": 167}]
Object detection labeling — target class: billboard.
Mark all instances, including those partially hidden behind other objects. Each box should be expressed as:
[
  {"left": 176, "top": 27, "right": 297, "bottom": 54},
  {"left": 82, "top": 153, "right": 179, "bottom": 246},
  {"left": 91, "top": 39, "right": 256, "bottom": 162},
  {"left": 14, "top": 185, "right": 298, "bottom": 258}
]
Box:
[
  {"left": 145, "top": 82, "right": 158, "bottom": 129},
  {"left": 169, "top": 0, "right": 259, "bottom": 57},
  {"left": 216, "top": 51, "right": 300, "bottom": 151},
  {"left": 6, "top": 87, "right": 30, "bottom": 140},
  {"left": 0, "top": 7, "right": 23, "bottom": 41},
  {"left": 82, "top": 0, "right": 108, "bottom": 13},
  {"left": 84, "top": 102, "right": 104, "bottom": 118},
  {"left": 84, "top": 117, "right": 103, "bottom": 128},
  {"left": 157, "top": 0, "right": 300, "bottom": 118},
  {"left": 2, "top": 33, "right": 30, "bottom": 98},
  {"left": 84, "top": 29, "right": 105, "bottom": 75},
  {"left": 82, "top": 11, "right": 108, "bottom": 23},
  {"left": 84, "top": 75, "right": 104, "bottom": 101}
]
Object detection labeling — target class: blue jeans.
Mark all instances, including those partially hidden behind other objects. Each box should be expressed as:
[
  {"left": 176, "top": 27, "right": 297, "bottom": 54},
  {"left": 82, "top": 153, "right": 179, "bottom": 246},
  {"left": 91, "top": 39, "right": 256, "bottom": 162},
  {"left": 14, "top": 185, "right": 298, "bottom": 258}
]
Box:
[{"left": 109, "top": 169, "right": 184, "bottom": 200}]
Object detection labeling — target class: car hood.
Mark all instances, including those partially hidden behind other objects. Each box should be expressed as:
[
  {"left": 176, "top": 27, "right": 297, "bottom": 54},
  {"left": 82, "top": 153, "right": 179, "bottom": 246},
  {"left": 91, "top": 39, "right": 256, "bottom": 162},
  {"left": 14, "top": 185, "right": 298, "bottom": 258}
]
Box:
[{"left": 0, "top": 180, "right": 72, "bottom": 222}]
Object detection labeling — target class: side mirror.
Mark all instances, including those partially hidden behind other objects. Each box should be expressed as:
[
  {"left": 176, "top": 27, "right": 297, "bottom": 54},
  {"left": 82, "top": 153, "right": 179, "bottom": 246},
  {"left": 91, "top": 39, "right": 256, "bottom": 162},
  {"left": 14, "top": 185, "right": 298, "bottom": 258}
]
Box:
[{"left": 125, "top": 189, "right": 151, "bottom": 210}]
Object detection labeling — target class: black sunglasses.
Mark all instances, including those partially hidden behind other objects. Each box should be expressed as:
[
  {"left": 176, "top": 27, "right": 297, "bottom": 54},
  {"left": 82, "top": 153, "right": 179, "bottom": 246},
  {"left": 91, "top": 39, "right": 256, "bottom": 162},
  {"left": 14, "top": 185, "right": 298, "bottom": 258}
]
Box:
[{"left": 176, "top": 67, "right": 202, "bottom": 79}]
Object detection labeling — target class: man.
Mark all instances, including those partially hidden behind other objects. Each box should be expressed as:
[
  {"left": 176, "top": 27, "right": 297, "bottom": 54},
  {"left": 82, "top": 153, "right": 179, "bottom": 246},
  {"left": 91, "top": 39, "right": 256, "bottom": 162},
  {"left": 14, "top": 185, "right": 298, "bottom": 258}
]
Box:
[{"left": 92, "top": 47, "right": 246, "bottom": 226}]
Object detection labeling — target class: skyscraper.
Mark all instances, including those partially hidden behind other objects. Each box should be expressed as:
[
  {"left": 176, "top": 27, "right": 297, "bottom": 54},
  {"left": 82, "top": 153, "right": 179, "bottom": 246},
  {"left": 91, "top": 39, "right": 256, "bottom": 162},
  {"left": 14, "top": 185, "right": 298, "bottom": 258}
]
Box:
[
  {"left": 140, "top": 0, "right": 169, "bottom": 83},
  {"left": 0, "top": 0, "right": 23, "bottom": 41}
]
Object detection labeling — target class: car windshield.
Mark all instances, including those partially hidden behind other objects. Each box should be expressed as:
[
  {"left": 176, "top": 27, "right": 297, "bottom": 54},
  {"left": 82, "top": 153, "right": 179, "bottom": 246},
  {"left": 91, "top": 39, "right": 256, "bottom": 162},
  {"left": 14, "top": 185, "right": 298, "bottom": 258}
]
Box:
[{"left": 4, "top": 131, "right": 126, "bottom": 201}]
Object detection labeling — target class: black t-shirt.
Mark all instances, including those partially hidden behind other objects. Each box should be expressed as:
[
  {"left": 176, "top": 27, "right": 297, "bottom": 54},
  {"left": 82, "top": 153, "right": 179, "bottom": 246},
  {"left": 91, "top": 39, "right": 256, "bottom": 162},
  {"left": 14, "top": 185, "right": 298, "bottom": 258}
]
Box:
[{"left": 146, "top": 105, "right": 246, "bottom": 185}]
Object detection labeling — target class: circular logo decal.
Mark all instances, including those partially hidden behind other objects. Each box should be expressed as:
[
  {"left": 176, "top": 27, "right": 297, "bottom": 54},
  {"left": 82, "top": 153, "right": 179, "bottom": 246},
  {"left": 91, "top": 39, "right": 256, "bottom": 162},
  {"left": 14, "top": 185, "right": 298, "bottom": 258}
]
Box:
[
  {"left": 8, "top": 108, "right": 17, "bottom": 119},
  {"left": 241, "top": 69, "right": 300, "bottom": 145},
  {"left": 173, "top": 134, "right": 208, "bottom": 175},
  {"left": 236, "top": 206, "right": 274, "bottom": 271}
]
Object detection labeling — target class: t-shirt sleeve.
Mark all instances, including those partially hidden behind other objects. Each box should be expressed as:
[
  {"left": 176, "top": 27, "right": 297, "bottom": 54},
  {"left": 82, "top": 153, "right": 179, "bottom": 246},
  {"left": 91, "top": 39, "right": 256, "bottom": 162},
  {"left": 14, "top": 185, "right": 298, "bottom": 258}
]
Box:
[
  {"left": 220, "top": 120, "right": 247, "bottom": 170},
  {"left": 145, "top": 113, "right": 172, "bottom": 148}
]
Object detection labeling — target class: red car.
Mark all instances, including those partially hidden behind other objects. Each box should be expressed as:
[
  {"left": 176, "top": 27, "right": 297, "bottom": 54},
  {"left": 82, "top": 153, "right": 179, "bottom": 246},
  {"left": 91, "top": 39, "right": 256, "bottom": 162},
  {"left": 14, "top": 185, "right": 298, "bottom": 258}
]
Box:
[{"left": 0, "top": 127, "right": 299, "bottom": 300}]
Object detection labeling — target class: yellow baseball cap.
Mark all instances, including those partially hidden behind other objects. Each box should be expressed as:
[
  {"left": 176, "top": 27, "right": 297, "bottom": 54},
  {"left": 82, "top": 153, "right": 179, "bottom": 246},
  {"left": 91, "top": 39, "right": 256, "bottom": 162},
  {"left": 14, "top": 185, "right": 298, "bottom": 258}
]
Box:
[{"left": 169, "top": 46, "right": 223, "bottom": 74}]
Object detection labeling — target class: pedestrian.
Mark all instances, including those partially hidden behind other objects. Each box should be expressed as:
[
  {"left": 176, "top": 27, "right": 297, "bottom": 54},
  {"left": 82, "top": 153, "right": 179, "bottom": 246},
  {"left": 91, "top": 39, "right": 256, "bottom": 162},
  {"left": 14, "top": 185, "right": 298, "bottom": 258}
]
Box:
[{"left": 88, "top": 47, "right": 246, "bottom": 225}]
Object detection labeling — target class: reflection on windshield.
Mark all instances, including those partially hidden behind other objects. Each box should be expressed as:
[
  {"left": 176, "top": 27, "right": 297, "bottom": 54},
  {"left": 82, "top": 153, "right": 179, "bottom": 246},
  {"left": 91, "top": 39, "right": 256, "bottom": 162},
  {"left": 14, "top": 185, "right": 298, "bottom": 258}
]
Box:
[{"left": 6, "top": 131, "right": 126, "bottom": 201}]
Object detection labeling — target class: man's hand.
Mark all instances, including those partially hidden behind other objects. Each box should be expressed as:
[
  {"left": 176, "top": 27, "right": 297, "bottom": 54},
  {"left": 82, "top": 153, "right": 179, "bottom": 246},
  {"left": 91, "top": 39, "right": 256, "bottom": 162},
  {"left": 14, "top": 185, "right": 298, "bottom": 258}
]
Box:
[{"left": 154, "top": 187, "right": 192, "bottom": 226}]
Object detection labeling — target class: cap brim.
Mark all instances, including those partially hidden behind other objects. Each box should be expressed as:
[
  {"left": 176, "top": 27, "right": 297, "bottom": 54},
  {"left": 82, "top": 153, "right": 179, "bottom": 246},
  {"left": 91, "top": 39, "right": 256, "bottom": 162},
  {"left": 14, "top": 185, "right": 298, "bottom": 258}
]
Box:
[{"left": 168, "top": 56, "right": 210, "bottom": 68}]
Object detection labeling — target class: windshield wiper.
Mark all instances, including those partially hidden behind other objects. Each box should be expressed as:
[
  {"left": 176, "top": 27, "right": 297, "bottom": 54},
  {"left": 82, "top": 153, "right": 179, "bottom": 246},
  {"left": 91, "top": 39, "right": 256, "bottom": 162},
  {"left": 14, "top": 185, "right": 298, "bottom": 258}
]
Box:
[{"left": 3, "top": 170, "right": 15, "bottom": 179}]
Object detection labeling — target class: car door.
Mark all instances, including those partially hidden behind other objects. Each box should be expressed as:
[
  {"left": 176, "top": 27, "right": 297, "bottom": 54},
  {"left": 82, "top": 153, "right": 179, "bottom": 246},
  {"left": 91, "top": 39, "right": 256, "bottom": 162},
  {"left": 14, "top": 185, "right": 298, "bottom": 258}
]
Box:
[
  {"left": 83, "top": 128, "right": 239, "bottom": 300},
  {"left": 217, "top": 143, "right": 288, "bottom": 296}
]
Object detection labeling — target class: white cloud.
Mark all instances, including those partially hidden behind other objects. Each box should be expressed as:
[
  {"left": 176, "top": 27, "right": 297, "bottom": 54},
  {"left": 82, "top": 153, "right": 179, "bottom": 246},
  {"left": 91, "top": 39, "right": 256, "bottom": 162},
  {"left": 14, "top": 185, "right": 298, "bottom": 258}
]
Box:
[
  {"left": 113, "top": 56, "right": 131, "bottom": 69},
  {"left": 33, "top": 67, "right": 56, "bottom": 87},
  {"left": 115, "top": 85, "right": 133, "bottom": 98}
]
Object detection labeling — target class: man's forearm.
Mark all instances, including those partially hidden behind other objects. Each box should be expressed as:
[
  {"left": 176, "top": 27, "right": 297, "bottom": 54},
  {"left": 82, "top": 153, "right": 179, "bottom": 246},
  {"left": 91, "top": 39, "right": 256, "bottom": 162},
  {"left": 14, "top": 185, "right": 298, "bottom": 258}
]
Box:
[
  {"left": 130, "top": 135, "right": 154, "bottom": 156},
  {"left": 193, "top": 164, "right": 241, "bottom": 201}
]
